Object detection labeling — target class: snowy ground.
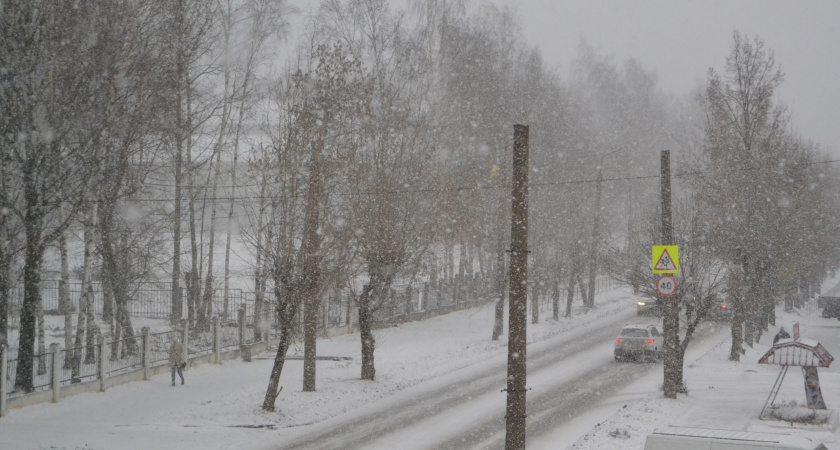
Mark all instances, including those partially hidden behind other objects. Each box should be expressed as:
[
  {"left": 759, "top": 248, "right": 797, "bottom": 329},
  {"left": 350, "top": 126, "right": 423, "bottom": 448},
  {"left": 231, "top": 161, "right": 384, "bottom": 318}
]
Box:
[
  {"left": 1, "top": 280, "right": 839, "bottom": 449},
  {"left": 567, "top": 281, "right": 840, "bottom": 449}
]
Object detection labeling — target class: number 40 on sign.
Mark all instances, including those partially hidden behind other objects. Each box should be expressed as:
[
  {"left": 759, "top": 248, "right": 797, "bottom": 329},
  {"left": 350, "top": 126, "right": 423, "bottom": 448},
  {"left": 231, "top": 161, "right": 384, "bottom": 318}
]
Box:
[{"left": 656, "top": 275, "right": 678, "bottom": 297}]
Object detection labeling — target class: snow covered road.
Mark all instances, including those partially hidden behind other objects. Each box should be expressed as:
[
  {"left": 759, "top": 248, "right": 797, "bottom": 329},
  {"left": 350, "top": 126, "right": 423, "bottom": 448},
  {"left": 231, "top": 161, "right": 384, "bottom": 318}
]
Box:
[{"left": 275, "top": 310, "right": 682, "bottom": 449}]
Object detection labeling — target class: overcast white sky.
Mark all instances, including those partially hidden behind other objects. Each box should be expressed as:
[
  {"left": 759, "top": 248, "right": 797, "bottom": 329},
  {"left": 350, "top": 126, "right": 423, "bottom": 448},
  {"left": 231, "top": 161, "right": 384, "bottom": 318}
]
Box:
[{"left": 499, "top": 0, "right": 840, "bottom": 156}]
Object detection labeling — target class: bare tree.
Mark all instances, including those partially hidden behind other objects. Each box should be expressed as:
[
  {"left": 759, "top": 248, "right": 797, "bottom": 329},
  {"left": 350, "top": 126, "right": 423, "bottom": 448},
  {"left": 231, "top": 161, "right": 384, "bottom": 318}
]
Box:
[
  {"left": 696, "top": 31, "right": 791, "bottom": 360},
  {"left": 262, "top": 40, "right": 367, "bottom": 408},
  {"left": 1, "top": 1, "right": 112, "bottom": 392},
  {"left": 161, "top": 0, "right": 215, "bottom": 326}
]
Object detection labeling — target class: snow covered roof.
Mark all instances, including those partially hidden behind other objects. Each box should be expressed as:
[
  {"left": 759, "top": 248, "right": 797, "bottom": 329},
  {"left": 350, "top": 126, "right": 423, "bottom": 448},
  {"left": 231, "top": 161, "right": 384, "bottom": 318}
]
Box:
[{"left": 758, "top": 338, "right": 834, "bottom": 367}]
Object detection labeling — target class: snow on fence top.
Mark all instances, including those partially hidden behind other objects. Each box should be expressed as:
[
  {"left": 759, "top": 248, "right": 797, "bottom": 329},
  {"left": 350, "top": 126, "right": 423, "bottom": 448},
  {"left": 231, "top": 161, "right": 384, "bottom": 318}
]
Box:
[{"left": 758, "top": 338, "right": 834, "bottom": 367}]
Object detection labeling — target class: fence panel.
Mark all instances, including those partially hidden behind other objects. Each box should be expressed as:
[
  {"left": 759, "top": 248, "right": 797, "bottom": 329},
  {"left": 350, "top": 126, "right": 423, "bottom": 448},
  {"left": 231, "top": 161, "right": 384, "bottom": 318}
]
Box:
[
  {"left": 189, "top": 330, "right": 214, "bottom": 357},
  {"left": 59, "top": 346, "right": 99, "bottom": 386},
  {"left": 243, "top": 315, "right": 255, "bottom": 344},
  {"left": 29, "top": 351, "right": 53, "bottom": 393},
  {"left": 219, "top": 324, "right": 239, "bottom": 351},
  {"left": 105, "top": 336, "right": 143, "bottom": 377},
  {"left": 4, "top": 358, "right": 16, "bottom": 395}
]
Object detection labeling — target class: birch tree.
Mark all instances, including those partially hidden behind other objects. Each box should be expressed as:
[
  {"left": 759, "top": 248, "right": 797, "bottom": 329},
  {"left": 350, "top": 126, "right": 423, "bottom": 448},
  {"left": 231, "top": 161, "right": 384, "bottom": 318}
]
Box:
[
  {"left": 262, "top": 41, "right": 368, "bottom": 408},
  {"left": 697, "top": 31, "right": 790, "bottom": 360},
  {"left": 1, "top": 0, "right": 111, "bottom": 392}
]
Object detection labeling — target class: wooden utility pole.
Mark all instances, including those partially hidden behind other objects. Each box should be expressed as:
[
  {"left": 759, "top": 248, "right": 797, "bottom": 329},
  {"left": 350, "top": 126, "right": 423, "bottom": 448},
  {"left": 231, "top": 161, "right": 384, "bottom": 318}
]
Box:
[
  {"left": 661, "top": 150, "right": 680, "bottom": 398},
  {"left": 505, "top": 125, "right": 529, "bottom": 449}
]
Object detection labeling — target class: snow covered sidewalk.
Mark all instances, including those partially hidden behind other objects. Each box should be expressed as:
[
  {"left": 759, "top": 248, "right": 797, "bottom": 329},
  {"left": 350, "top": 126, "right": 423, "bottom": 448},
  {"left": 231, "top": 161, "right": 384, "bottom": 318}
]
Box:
[{"left": 568, "top": 287, "right": 840, "bottom": 449}]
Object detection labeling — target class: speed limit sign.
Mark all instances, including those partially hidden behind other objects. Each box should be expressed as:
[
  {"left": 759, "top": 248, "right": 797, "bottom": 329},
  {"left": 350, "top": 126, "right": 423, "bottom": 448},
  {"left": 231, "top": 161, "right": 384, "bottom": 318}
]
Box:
[{"left": 656, "top": 275, "right": 677, "bottom": 297}]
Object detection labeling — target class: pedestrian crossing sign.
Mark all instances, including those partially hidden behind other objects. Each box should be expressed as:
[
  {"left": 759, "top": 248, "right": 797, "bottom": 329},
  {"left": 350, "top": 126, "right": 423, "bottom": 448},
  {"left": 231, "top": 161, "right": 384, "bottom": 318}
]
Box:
[{"left": 652, "top": 245, "right": 679, "bottom": 273}]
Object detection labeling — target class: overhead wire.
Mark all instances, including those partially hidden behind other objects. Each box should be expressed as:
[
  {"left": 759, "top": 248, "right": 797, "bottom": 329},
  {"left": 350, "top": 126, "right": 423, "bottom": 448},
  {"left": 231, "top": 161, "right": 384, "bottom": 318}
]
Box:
[{"left": 76, "top": 157, "right": 840, "bottom": 204}]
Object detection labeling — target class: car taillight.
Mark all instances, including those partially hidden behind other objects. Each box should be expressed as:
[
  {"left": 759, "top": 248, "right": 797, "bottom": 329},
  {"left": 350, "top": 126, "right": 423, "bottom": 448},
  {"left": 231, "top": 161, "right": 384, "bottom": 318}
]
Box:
[
  {"left": 615, "top": 338, "right": 623, "bottom": 343},
  {"left": 721, "top": 304, "right": 727, "bottom": 309},
  {"left": 644, "top": 339, "right": 654, "bottom": 345}
]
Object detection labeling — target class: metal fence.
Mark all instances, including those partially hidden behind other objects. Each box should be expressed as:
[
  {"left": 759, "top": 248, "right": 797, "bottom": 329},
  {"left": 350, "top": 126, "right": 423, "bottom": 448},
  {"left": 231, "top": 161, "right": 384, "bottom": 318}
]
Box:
[
  {"left": 3, "top": 273, "right": 559, "bottom": 348},
  {"left": 219, "top": 323, "right": 240, "bottom": 351},
  {"left": 4, "top": 358, "right": 16, "bottom": 395},
  {"left": 60, "top": 345, "right": 99, "bottom": 386},
  {"left": 105, "top": 337, "right": 143, "bottom": 377},
  {"left": 7, "top": 282, "right": 248, "bottom": 320},
  {"left": 189, "top": 329, "right": 214, "bottom": 357},
  {"left": 3, "top": 350, "right": 54, "bottom": 396}
]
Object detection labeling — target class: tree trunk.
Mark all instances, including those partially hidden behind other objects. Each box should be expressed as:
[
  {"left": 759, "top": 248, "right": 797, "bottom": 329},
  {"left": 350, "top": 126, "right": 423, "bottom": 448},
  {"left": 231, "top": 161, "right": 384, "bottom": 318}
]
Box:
[
  {"left": 200, "top": 152, "right": 223, "bottom": 333},
  {"left": 99, "top": 206, "right": 139, "bottom": 357},
  {"left": 171, "top": 64, "right": 184, "bottom": 326},
  {"left": 458, "top": 238, "right": 467, "bottom": 278},
  {"left": 16, "top": 226, "right": 43, "bottom": 393},
  {"left": 300, "top": 143, "right": 324, "bottom": 392},
  {"left": 262, "top": 259, "right": 297, "bottom": 412},
  {"left": 566, "top": 271, "right": 575, "bottom": 318},
  {"left": 71, "top": 284, "right": 87, "bottom": 384},
  {"left": 586, "top": 169, "right": 603, "bottom": 308},
  {"left": 491, "top": 213, "right": 506, "bottom": 340},
  {"left": 552, "top": 282, "right": 560, "bottom": 320},
  {"left": 262, "top": 316, "right": 292, "bottom": 412},
  {"left": 59, "top": 228, "right": 73, "bottom": 366},
  {"left": 577, "top": 276, "right": 588, "bottom": 306},
  {"left": 36, "top": 300, "right": 46, "bottom": 374},
  {"left": 251, "top": 176, "right": 268, "bottom": 335},
  {"left": 303, "top": 292, "right": 318, "bottom": 391},
  {"left": 84, "top": 283, "right": 97, "bottom": 364},
  {"left": 744, "top": 285, "right": 755, "bottom": 348},
  {"left": 729, "top": 291, "right": 744, "bottom": 361},
  {"left": 359, "top": 284, "right": 376, "bottom": 381},
  {"left": 188, "top": 172, "right": 200, "bottom": 330},
  {"left": 531, "top": 278, "right": 539, "bottom": 324},
  {"left": 0, "top": 223, "right": 8, "bottom": 348}
]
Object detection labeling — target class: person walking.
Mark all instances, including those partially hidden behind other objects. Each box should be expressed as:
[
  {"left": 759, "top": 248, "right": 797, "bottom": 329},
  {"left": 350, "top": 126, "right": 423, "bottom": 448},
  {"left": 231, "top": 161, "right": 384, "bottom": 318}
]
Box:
[{"left": 169, "top": 338, "right": 186, "bottom": 386}]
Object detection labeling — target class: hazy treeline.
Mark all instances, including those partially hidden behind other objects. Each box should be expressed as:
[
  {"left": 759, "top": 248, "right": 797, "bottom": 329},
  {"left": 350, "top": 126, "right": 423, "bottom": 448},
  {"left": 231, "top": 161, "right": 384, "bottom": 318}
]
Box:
[{"left": 1, "top": 0, "right": 837, "bottom": 395}]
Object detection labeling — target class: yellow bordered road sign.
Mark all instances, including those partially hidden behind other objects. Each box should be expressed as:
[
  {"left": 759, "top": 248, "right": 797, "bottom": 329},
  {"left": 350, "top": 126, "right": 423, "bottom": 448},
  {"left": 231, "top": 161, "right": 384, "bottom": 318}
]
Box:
[{"left": 652, "top": 245, "right": 679, "bottom": 273}]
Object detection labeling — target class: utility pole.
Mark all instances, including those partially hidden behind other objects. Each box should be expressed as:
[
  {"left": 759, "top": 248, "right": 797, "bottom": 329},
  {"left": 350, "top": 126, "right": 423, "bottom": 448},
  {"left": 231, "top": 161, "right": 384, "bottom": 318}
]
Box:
[
  {"left": 505, "top": 125, "right": 529, "bottom": 450},
  {"left": 661, "top": 150, "right": 680, "bottom": 398}
]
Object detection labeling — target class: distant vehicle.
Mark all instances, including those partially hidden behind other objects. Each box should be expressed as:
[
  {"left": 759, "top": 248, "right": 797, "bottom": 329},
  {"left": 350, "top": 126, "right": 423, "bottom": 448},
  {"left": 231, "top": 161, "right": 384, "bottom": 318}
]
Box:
[
  {"left": 614, "top": 324, "right": 662, "bottom": 362},
  {"left": 644, "top": 426, "right": 827, "bottom": 450},
  {"left": 707, "top": 294, "right": 731, "bottom": 320},
  {"left": 818, "top": 296, "right": 840, "bottom": 319},
  {"left": 636, "top": 298, "right": 660, "bottom": 316}
]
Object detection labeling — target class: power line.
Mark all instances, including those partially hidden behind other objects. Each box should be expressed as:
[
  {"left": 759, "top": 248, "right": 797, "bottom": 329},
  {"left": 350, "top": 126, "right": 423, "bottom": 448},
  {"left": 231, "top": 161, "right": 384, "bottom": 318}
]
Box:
[{"left": 67, "top": 157, "right": 840, "bottom": 203}]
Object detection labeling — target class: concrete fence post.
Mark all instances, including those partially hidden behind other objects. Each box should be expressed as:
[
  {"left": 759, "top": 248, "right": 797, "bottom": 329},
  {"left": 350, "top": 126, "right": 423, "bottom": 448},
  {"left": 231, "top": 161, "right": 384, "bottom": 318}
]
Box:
[
  {"left": 98, "top": 335, "right": 107, "bottom": 392},
  {"left": 213, "top": 316, "right": 221, "bottom": 364},
  {"left": 50, "top": 343, "right": 60, "bottom": 403},
  {"left": 181, "top": 319, "right": 189, "bottom": 367},
  {"left": 141, "top": 327, "right": 150, "bottom": 381},
  {"left": 1, "top": 344, "right": 7, "bottom": 417}
]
